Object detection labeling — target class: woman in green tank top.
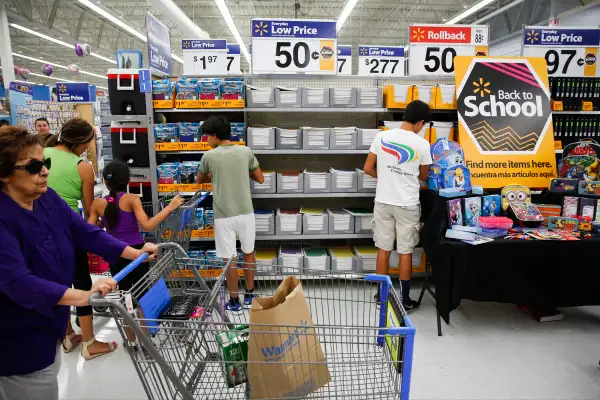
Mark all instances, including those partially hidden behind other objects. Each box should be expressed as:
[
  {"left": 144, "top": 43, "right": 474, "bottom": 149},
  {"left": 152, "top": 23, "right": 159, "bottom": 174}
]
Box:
[{"left": 45, "top": 119, "right": 117, "bottom": 360}]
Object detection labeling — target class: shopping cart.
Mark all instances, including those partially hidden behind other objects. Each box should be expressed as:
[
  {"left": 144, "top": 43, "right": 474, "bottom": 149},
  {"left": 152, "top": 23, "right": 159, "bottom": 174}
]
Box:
[
  {"left": 141, "top": 191, "right": 209, "bottom": 250},
  {"left": 91, "top": 245, "right": 415, "bottom": 400}
]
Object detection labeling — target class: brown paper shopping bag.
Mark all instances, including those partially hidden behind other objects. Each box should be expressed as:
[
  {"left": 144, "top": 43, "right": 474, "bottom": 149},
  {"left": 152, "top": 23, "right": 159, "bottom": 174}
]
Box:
[{"left": 247, "top": 276, "right": 331, "bottom": 399}]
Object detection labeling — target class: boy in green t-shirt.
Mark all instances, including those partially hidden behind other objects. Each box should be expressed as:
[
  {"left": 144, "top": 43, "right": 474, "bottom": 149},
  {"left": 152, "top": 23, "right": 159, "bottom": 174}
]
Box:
[{"left": 196, "top": 116, "right": 264, "bottom": 312}]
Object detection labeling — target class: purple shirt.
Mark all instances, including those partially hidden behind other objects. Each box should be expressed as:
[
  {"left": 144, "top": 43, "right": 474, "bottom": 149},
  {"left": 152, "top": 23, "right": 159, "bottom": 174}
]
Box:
[{"left": 0, "top": 188, "right": 127, "bottom": 376}]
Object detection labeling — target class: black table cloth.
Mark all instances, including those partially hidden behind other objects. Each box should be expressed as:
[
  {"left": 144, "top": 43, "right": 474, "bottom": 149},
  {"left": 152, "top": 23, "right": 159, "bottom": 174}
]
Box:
[{"left": 419, "top": 190, "right": 600, "bottom": 324}]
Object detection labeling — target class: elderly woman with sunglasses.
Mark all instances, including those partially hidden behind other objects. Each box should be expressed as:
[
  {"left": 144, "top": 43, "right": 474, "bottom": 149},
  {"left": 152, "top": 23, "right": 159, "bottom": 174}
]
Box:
[{"left": 0, "top": 126, "right": 157, "bottom": 400}]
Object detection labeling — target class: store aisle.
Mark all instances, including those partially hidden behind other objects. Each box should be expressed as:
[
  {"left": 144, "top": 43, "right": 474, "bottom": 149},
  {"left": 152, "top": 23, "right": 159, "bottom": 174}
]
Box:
[{"left": 58, "top": 284, "right": 600, "bottom": 400}]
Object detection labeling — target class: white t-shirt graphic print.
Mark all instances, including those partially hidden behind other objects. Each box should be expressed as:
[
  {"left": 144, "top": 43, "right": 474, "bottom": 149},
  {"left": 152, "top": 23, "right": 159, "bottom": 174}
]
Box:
[{"left": 369, "top": 129, "right": 432, "bottom": 206}]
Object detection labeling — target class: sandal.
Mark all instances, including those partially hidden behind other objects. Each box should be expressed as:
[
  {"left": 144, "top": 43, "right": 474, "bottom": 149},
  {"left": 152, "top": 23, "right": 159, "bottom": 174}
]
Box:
[
  {"left": 81, "top": 337, "right": 117, "bottom": 361},
  {"left": 62, "top": 332, "right": 82, "bottom": 353}
]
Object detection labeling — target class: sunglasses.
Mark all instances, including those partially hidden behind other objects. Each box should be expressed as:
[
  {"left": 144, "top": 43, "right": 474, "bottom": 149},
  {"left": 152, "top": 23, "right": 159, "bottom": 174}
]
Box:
[{"left": 13, "top": 158, "right": 52, "bottom": 174}]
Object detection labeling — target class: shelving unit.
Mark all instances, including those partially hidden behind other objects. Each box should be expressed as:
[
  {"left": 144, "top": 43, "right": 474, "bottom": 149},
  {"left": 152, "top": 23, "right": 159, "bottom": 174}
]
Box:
[
  {"left": 191, "top": 233, "right": 374, "bottom": 242},
  {"left": 246, "top": 107, "right": 387, "bottom": 113},
  {"left": 552, "top": 111, "right": 600, "bottom": 115},
  {"left": 158, "top": 108, "right": 244, "bottom": 113},
  {"left": 251, "top": 193, "right": 375, "bottom": 199}
]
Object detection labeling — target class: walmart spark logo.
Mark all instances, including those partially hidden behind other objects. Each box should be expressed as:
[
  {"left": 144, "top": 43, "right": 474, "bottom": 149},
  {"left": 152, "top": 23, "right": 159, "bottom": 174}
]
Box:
[
  {"left": 381, "top": 139, "right": 417, "bottom": 165},
  {"left": 412, "top": 27, "right": 425, "bottom": 41},
  {"left": 526, "top": 29, "right": 539, "bottom": 44},
  {"left": 254, "top": 21, "right": 269, "bottom": 36},
  {"left": 182, "top": 40, "right": 191, "bottom": 49},
  {"left": 473, "top": 77, "right": 491, "bottom": 97},
  {"left": 359, "top": 47, "right": 368, "bottom": 56},
  {"left": 58, "top": 84, "right": 67, "bottom": 93}
]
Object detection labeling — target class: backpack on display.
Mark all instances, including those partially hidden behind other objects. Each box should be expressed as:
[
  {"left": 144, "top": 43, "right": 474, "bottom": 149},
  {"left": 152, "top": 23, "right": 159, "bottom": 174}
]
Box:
[
  {"left": 429, "top": 138, "right": 468, "bottom": 191},
  {"left": 507, "top": 202, "right": 544, "bottom": 228},
  {"left": 501, "top": 184, "right": 531, "bottom": 211},
  {"left": 559, "top": 140, "right": 600, "bottom": 182}
]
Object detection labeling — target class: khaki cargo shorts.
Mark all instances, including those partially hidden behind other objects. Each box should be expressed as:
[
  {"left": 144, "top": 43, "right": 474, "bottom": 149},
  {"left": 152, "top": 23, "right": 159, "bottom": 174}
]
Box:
[{"left": 373, "top": 201, "right": 421, "bottom": 254}]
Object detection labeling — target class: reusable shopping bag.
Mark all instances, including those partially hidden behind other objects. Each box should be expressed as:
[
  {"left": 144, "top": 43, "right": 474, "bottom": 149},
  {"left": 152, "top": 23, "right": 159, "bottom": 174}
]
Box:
[{"left": 247, "top": 276, "right": 331, "bottom": 399}]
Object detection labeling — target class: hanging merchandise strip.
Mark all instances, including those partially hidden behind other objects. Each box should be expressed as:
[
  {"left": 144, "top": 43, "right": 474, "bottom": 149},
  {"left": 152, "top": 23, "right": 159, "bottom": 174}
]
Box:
[
  {"left": 358, "top": 46, "right": 406, "bottom": 77},
  {"left": 521, "top": 27, "right": 600, "bottom": 78},
  {"left": 182, "top": 39, "right": 228, "bottom": 76},
  {"left": 338, "top": 45, "right": 352, "bottom": 75},
  {"left": 251, "top": 18, "right": 337, "bottom": 75},
  {"left": 408, "top": 24, "right": 489, "bottom": 76}
]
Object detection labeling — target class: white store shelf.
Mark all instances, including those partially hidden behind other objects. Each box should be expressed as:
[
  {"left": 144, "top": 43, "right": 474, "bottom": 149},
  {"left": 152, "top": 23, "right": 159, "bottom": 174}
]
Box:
[
  {"left": 252, "top": 149, "right": 369, "bottom": 155},
  {"left": 157, "top": 108, "right": 244, "bottom": 113},
  {"left": 251, "top": 193, "right": 375, "bottom": 199},
  {"left": 552, "top": 111, "right": 600, "bottom": 115},
  {"left": 192, "top": 233, "right": 373, "bottom": 242},
  {"left": 246, "top": 107, "right": 387, "bottom": 113}
]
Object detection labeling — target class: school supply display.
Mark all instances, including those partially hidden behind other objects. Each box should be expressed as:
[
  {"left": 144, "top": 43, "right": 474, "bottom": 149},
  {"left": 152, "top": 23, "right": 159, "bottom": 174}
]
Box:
[
  {"left": 500, "top": 185, "right": 531, "bottom": 211},
  {"left": 507, "top": 203, "right": 544, "bottom": 228},
  {"left": 429, "top": 138, "right": 470, "bottom": 192},
  {"left": 447, "top": 198, "right": 463, "bottom": 227},
  {"left": 482, "top": 195, "right": 501, "bottom": 217},
  {"left": 463, "top": 197, "right": 481, "bottom": 227}
]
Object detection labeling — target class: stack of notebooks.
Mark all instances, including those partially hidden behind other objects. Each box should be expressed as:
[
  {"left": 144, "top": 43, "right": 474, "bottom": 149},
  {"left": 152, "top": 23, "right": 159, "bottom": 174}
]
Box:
[
  {"left": 359, "top": 88, "right": 380, "bottom": 106},
  {"left": 277, "top": 208, "right": 301, "bottom": 233},
  {"left": 344, "top": 208, "right": 374, "bottom": 232},
  {"left": 438, "top": 84, "right": 456, "bottom": 107},
  {"left": 278, "top": 170, "right": 302, "bottom": 191},
  {"left": 353, "top": 246, "right": 377, "bottom": 272},
  {"left": 390, "top": 84, "right": 412, "bottom": 103},
  {"left": 279, "top": 246, "right": 304, "bottom": 270},
  {"left": 304, "top": 169, "right": 329, "bottom": 190},
  {"left": 250, "top": 127, "right": 274, "bottom": 147},
  {"left": 255, "top": 171, "right": 274, "bottom": 190},
  {"left": 359, "top": 129, "right": 380, "bottom": 148},
  {"left": 417, "top": 85, "right": 434, "bottom": 106},
  {"left": 277, "top": 129, "right": 300, "bottom": 146},
  {"left": 431, "top": 121, "right": 454, "bottom": 140},
  {"left": 302, "top": 127, "right": 328, "bottom": 147},
  {"left": 303, "top": 248, "right": 329, "bottom": 271},
  {"left": 356, "top": 168, "right": 377, "bottom": 190},
  {"left": 301, "top": 208, "right": 326, "bottom": 232},
  {"left": 331, "top": 127, "right": 356, "bottom": 147},
  {"left": 254, "top": 209, "right": 274, "bottom": 234},
  {"left": 255, "top": 248, "right": 277, "bottom": 272},
  {"left": 328, "top": 208, "right": 353, "bottom": 232},
  {"left": 276, "top": 87, "right": 298, "bottom": 105},
  {"left": 329, "top": 247, "right": 355, "bottom": 271},
  {"left": 304, "top": 88, "right": 327, "bottom": 105},
  {"left": 331, "top": 88, "right": 353, "bottom": 106},
  {"left": 247, "top": 86, "right": 273, "bottom": 104},
  {"left": 330, "top": 168, "right": 355, "bottom": 190}
]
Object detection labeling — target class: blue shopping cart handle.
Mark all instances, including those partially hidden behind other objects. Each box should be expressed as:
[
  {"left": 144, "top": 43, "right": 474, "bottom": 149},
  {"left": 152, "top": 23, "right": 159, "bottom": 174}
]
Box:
[
  {"left": 113, "top": 253, "right": 149, "bottom": 283},
  {"left": 365, "top": 274, "right": 392, "bottom": 286}
]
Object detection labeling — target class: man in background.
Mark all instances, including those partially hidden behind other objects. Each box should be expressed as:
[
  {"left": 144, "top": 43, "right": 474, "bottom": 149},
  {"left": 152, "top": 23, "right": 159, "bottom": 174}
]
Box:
[
  {"left": 196, "top": 116, "right": 264, "bottom": 312},
  {"left": 363, "top": 100, "right": 432, "bottom": 312},
  {"left": 34, "top": 118, "right": 52, "bottom": 144},
  {"left": 0, "top": 120, "right": 9, "bottom": 127}
]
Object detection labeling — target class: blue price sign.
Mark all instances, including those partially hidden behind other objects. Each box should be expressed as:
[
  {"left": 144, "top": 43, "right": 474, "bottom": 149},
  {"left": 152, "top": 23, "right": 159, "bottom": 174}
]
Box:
[
  {"left": 56, "top": 82, "right": 90, "bottom": 102},
  {"left": 146, "top": 12, "right": 173, "bottom": 75}
]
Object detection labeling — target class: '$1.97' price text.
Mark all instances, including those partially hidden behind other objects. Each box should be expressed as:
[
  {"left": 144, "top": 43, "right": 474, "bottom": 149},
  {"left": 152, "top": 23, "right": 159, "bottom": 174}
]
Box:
[{"left": 193, "top": 55, "right": 218, "bottom": 70}]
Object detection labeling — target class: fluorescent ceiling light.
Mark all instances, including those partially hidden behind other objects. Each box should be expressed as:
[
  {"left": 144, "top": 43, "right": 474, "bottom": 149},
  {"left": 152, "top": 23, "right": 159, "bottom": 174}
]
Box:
[
  {"left": 77, "top": 0, "right": 146, "bottom": 41},
  {"left": 76, "top": 0, "right": 184, "bottom": 64},
  {"left": 337, "top": 0, "right": 359, "bottom": 31},
  {"left": 445, "top": 0, "right": 496, "bottom": 24},
  {"left": 12, "top": 53, "right": 107, "bottom": 80},
  {"left": 214, "top": 0, "right": 251, "bottom": 64},
  {"left": 11, "top": 23, "right": 116, "bottom": 65}
]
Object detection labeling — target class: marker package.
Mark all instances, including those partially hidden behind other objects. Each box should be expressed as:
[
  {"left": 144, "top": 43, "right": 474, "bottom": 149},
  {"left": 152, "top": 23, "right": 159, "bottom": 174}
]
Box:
[
  {"left": 178, "top": 122, "right": 201, "bottom": 143},
  {"left": 175, "top": 78, "right": 199, "bottom": 100},
  {"left": 198, "top": 78, "right": 222, "bottom": 100}
]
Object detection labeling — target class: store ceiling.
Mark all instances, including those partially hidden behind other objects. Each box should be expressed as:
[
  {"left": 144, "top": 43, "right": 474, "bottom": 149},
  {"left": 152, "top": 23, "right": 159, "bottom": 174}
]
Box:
[{"left": 3, "top": 0, "right": 596, "bottom": 87}]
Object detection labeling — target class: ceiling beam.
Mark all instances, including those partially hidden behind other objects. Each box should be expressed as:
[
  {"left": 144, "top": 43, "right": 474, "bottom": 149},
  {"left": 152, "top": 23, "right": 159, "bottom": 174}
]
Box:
[
  {"left": 48, "top": 0, "right": 61, "bottom": 28},
  {"left": 74, "top": 11, "right": 84, "bottom": 39},
  {"left": 96, "top": 22, "right": 104, "bottom": 48}
]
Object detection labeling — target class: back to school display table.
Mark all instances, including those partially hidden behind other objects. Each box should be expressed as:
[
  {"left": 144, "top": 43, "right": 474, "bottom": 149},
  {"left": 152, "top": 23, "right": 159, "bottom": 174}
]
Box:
[{"left": 420, "top": 190, "right": 600, "bottom": 325}]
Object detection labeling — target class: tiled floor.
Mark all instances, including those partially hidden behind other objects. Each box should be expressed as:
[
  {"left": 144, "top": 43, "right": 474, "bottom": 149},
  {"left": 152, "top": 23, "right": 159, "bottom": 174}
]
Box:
[{"left": 58, "top": 282, "right": 600, "bottom": 400}]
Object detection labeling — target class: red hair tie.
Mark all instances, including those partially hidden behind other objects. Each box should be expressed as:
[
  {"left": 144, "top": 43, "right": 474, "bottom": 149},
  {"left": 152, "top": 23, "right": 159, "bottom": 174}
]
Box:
[{"left": 107, "top": 197, "right": 115, "bottom": 203}]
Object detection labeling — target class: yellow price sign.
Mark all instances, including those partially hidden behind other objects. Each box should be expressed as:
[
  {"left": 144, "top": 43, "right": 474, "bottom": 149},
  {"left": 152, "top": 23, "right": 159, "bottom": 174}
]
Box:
[
  {"left": 221, "top": 99, "right": 245, "bottom": 108},
  {"left": 582, "top": 101, "right": 593, "bottom": 112},
  {"left": 155, "top": 142, "right": 179, "bottom": 151},
  {"left": 551, "top": 100, "right": 564, "bottom": 111},
  {"left": 198, "top": 99, "right": 223, "bottom": 108}
]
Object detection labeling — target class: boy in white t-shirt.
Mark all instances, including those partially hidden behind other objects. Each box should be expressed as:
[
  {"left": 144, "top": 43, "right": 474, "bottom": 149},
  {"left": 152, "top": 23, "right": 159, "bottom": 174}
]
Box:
[{"left": 363, "top": 100, "right": 432, "bottom": 311}]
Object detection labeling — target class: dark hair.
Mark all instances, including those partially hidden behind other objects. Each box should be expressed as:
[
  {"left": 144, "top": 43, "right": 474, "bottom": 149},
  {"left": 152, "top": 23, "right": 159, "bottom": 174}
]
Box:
[
  {"left": 404, "top": 100, "right": 432, "bottom": 124},
  {"left": 35, "top": 117, "right": 49, "bottom": 126},
  {"left": 102, "top": 160, "right": 130, "bottom": 229},
  {"left": 201, "top": 116, "right": 231, "bottom": 140},
  {"left": 0, "top": 120, "right": 9, "bottom": 127},
  {"left": 0, "top": 126, "right": 42, "bottom": 188},
  {"left": 46, "top": 118, "right": 94, "bottom": 149}
]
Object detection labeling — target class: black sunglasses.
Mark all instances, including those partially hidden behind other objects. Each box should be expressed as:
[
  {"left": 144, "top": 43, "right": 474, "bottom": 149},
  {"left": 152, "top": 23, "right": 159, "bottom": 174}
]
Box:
[{"left": 13, "top": 158, "right": 51, "bottom": 174}]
